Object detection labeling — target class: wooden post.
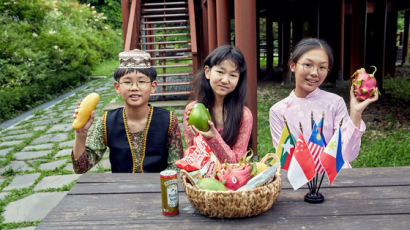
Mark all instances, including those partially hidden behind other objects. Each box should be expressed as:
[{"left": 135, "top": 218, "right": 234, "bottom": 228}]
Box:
[
  {"left": 339, "top": 0, "right": 345, "bottom": 81},
  {"left": 349, "top": 0, "right": 367, "bottom": 75},
  {"left": 200, "top": 1, "right": 209, "bottom": 65},
  {"left": 266, "top": 12, "right": 273, "bottom": 74},
  {"left": 121, "top": 0, "right": 130, "bottom": 49},
  {"left": 402, "top": 10, "right": 409, "bottom": 64},
  {"left": 207, "top": 0, "right": 217, "bottom": 52},
  {"left": 216, "top": 0, "right": 230, "bottom": 46},
  {"left": 235, "top": 0, "right": 257, "bottom": 155}
]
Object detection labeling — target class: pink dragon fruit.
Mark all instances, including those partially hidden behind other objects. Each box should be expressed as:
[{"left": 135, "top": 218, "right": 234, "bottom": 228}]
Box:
[
  {"left": 218, "top": 164, "right": 252, "bottom": 191},
  {"left": 351, "top": 65, "right": 380, "bottom": 101}
]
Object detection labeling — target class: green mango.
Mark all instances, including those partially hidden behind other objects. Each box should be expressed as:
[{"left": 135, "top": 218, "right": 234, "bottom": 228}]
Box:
[
  {"left": 197, "top": 178, "right": 227, "bottom": 191},
  {"left": 188, "top": 103, "right": 212, "bottom": 132}
]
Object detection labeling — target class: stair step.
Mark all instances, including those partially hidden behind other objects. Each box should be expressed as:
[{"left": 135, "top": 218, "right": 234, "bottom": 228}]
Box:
[
  {"left": 157, "top": 81, "right": 192, "bottom": 87},
  {"left": 142, "top": 8, "right": 188, "bottom": 14},
  {"left": 142, "top": 26, "right": 189, "bottom": 31},
  {"left": 143, "top": 2, "right": 187, "bottom": 7},
  {"left": 142, "top": 13, "right": 189, "bottom": 19},
  {"left": 151, "top": 55, "right": 192, "bottom": 60},
  {"left": 153, "top": 63, "right": 193, "bottom": 68},
  {"left": 146, "top": 47, "right": 191, "bottom": 53},
  {"left": 142, "top": 20, "right": 189, "bottom": 24},
  {"left": 143, "top": 40, "right": 190, "bottom": 45},
  {"left": 151, "top": 91, "right": 191, "bottom": 96},
  {"left": 140, "top": 33, "right": 190, "bottom": 38},
  {"left": 158, "top": 72, "right": 193, "bottom": 77}
]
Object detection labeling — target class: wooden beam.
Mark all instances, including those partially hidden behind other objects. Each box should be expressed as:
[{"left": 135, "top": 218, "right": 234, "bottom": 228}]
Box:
[
  {"left": 216, "top": 0, "right": 230, "bottom": 46},
  {"left": 124, "top": 0, "right": 137, "bottom": 51},
  {"left": 349, "top": 0, "right": 367, "bottom": 75},
  {"left": 121, "top": 0, "right": 130, "bottom": 50},
  {"left": 235, "top": 0, "right": 257, "bottom": 155},
  {"left": 402, "top": 10, "right": 409, "bottom": 64},
  {"left": 207, "top": 0, "right": 217, "bottom": 52}
]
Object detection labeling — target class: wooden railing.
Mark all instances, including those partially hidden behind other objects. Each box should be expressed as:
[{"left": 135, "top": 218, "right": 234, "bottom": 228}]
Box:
[{"left": 188, "top": 0, "right": 198, "bottom": 73}]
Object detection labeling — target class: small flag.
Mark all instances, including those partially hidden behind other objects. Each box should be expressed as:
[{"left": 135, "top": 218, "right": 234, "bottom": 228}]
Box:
[
  {"left": 287, "top": 133, "right": 316, "bottom": 190},
  {"left": 275, "top": 125, "right": 296, "bottom": 170},
  {"left": 308, "top": 122, "right": 325, "bottom": 173},
  {"left": 320, "top": 127, "right": 345, "bottom": 184},
  {"left": 317, "top": 117, "right": 327, "bottom": 146}
]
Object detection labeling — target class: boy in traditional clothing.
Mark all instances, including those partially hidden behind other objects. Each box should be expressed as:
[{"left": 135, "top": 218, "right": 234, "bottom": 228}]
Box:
[{"left": 72, "top": 49, "right": 183, "bottom": 173}]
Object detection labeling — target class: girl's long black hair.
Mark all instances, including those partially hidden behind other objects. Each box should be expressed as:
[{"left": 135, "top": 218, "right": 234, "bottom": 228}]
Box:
[{"left": 191, "top": 45, "right": 247, "bottom": 147}]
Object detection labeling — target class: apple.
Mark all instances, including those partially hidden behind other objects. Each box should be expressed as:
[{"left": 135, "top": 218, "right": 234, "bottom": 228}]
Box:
[{"left": 188, "top": 103, "right": 212, "bottom": 131}]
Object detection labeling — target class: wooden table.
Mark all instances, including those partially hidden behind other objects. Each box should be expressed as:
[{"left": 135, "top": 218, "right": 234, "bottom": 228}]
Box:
[{"left": 37, "top": 167, "right": 410, "bottom": 229}]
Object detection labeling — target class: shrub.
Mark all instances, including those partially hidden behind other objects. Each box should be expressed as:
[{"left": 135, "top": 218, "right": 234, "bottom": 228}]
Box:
[{"left": 0, "top": 0, "right": 123, "bottom": 122}]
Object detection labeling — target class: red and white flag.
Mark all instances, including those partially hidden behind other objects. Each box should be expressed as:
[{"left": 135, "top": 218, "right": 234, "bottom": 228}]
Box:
[{"left": 287, "top": 133, "right": 316, "bottom": 190}]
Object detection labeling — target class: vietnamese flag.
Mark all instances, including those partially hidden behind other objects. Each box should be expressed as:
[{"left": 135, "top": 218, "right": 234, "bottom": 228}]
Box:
[
  {"left": 287, "top": 133, "right": 316, "bottom": 190},
  {"left": 320, "top": 127, "right": 345, "bottom": 184}
]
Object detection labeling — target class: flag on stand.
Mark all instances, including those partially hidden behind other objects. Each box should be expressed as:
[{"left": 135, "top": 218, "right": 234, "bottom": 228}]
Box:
[
  {"left": 317, "top": 117, "right": 327, "bottom": 146},
  {"left": 320, "top": 126, "right": 344, "bottom": 184},
  {"left": 287, "top": 133, "right": 316, "bottom": 190},
  {"left": 275, "top": 125, "right": 296, "bottom": 170},
  {"left": 308, "top": 122, "right": 325, "bottom": 173}
]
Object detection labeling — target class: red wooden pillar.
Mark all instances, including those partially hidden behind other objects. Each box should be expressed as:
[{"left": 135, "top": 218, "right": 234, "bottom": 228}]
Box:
[
  {"left": 207, "top": 0, "right": 217, "bottom": 52},
  {"left": 349, "top": 0, "right": 367, "bottom": 75},
  {"left": 216, "top": 0, "right": 230, "bottom": 46},
  {"left": 235, "top": 0, "right": 257, "bottom": 154},
  {"left": 200, "top": 2, "right": 210, "bottom": 64},
  {"left": 121, "top": 0, "right": 130, "bottom": 48},
  {"left": 339, "top": 0, "right": 345, "bottom": 80},
  {"left": 402, "top": 10, "right": 409, "bottom": 64}
]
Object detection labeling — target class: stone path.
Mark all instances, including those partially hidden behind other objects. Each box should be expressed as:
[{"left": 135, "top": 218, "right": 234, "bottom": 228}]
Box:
[
  {"left": 0, "top": 76, "right": 186, "bottom": 229},
  {"left": 0, "top": 77, "right": 118, "bottom": 229}
]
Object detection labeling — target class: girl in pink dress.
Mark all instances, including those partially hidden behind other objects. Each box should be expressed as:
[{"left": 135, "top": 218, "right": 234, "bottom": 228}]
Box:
[
  {"left": 183, "top": 45, "right": 253, "bottom": 163},
  {"left": 269, "top": 38, "right": 378, "bottom": 167}
]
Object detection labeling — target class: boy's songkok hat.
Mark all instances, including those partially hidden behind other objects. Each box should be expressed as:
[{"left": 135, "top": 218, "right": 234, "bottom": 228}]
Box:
[{"left": 118, "top": 49, "right": 151, "bottom": 68}]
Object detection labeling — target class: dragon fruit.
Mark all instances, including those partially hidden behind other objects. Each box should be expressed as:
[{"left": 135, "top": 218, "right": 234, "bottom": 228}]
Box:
[
  {"left": 351, "top": 65, "right": 380, "bottom": 101},
  {"left": 218, "top": 164, "right": 252, "bottom": 191}
]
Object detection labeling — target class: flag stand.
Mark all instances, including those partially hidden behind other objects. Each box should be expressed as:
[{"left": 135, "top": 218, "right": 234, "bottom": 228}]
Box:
[{"left": 304, "top": 191, "right": 324, "bottom": 203}]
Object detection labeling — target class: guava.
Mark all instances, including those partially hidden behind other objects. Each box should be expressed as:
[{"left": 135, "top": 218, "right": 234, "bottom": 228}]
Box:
[{"left": 188, "top": 103, "right": 212, "bottom": 132}]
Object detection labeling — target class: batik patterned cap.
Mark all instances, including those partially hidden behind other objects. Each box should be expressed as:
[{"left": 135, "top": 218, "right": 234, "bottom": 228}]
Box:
[{"left": 118, "top": 49, "right": 151, "bottom": 68}]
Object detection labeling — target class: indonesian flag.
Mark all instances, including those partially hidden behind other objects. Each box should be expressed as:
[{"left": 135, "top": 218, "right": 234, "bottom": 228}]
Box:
[
  {"left": 308, "top": 122, "right": 325, "bottom": 173},
  {"left": 275, "top": 125, "right": 296, "bottom": 170},
  {"left": 320, "top": 127, "right": 345, "bottom": 184},
  {"left": 287, "top": 133, "right": 316, "bottom": 190}
]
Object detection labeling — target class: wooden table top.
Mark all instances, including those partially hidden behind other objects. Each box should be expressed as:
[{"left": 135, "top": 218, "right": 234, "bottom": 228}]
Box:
[{"left": 37, "top": 166, "right": 410, "bottom": 230}]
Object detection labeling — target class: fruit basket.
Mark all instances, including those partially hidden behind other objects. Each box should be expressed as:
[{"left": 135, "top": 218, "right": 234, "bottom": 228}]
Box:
[{"left": 180, "top": 154, "right": 282, "bottom": 218}]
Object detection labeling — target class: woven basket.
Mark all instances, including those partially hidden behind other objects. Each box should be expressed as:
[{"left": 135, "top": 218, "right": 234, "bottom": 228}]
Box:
[{"left": 180, "top": 153, "right": 282, "bottom": 218}]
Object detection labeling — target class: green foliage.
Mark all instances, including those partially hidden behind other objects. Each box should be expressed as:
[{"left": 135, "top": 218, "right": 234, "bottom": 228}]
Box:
[
  {"left": 0, "top": 0, "right": 123, "bottom": 122},
  {"left": 383, "top": 77, "right": 410, "bottom": 101},
  {"left": 78, "top": 0, "right": 123, "bottom": 29}
]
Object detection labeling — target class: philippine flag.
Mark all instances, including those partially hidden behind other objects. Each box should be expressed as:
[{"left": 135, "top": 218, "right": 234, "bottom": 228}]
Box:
[
  {"left": 320, "top": 127, "right": 345, "bottom": 184},
  {"left": 287, "top": 133, "right": 316, "bottom": 190}
]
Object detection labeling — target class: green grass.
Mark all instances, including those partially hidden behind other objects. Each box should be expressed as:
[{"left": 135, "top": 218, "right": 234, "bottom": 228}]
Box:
[{"left": 91, "top": 58, "right": 118, "bottom": 77}]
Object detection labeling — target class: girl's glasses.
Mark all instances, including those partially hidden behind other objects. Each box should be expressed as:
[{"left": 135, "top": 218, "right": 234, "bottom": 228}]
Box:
[
  {"left": 119, "top": 80, "right": 151, "bottom": 89},
  {"left": 297, "top": 63, "right": 329, "bottom": 77}
]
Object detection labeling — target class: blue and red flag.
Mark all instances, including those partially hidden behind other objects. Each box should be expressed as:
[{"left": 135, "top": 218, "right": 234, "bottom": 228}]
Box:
[
  {"left": 320, "top": 126, "right": 344, "bottom": 184},
  {"left": 308, "top": 122, "right": 325, "bottom": 173}
]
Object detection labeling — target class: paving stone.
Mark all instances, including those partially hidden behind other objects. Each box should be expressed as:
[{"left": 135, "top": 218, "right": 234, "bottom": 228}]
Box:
[
  {"left": 34, "top": 126, "right": 46, "bottom": 131},
  {"left": 59, "top": 140, "right": 74, "bottom": 148},
  {"left": 2, "top": 191, "right": 68, "bottom": 223},
  {"left": 30, "top": 118, "right": 61, "bottom": 126},
  {"left": 22, "top": 143, "right": 54, "bottom": 151},
  {"left": 39, "top": 159, "right": 66, "bottom": 171},
  {"left": 0, "top": 147, "right": 13, "bottom": 157},
  {"left": 0, "top": 161, "right": 34, "bottom": 173},
  {"left": 90, "top": 158, "right": 111, "bottom": 172},
  {"left": 63, "top": 164, "right": 75, "bottom": 172},
  {"left": 14, "top": 150, "right": 51, "bottom": 160},
  {"left": 31, "top": 133, "right": 68, "bottom": 144},
  {"left": 0, "top": 133, "right": 34, "bottom": 141},
  {"left": 34, "top": 174, "right": 80, "bottom": 191},
  {"left": 0, "top": 140, "right": 24, "bottom": 147},
  {"left": 47, "top": 123, "right": 72, "bottom": 133},
  {"left": 0, "top": 192, "right": 10, "bottom": 200},
  {"left": 55, "top": 149, "right": 72, "bottom": 158},
  {"left": 3, "top": 129, "right": 27, "bottom": 135},
  {"left": 4, "top": 173, "right": 41, "bottom": 191},
  {"left": 12, "top": 227, "right": 36, "bottom": 230}
]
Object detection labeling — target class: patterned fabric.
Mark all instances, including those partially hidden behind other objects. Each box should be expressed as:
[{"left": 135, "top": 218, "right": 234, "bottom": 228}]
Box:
[
  {"left": 269, "top": 88, "right": 366, "bottom": 168},
  {"left": 118, "top": 49, "right": 151, "bottom": 68},
  {"left": 183, "top": 101, "right": 253, "bottom": 163},
  {"left": 72, "top": 110, "right": 183, "bottom": 173}
]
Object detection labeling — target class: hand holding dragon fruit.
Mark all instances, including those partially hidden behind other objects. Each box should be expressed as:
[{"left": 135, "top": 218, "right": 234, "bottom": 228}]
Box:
[{"left": 351, "top": 65, "right": 380, "bottom": 101}]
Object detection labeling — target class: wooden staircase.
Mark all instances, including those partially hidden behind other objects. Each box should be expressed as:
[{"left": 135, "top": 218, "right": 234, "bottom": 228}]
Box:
[{"left": 139, "top": 0, "right": 195, "bottom": 100}]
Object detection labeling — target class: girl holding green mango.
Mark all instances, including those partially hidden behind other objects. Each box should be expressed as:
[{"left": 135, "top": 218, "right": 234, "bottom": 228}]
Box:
[{"left": 183, "top": 45, "right": 253, "bottom": 164}]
